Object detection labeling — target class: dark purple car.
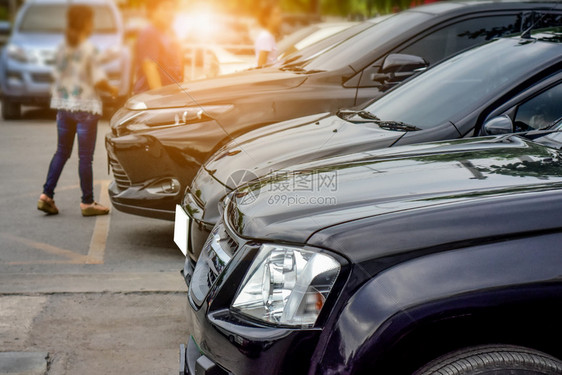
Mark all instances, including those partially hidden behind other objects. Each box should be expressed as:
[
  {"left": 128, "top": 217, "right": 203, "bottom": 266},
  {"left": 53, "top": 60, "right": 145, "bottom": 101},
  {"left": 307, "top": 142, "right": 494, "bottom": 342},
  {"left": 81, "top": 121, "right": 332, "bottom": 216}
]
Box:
[{"left": 180, "top": 125, "right": 562, "bottom": 375}]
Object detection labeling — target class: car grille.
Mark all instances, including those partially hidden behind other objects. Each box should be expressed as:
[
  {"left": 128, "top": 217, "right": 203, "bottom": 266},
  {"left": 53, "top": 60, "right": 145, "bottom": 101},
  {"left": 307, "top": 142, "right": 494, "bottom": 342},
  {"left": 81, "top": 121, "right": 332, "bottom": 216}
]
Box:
[
  {"left": 31, "top": 73, "right": 53, "bottom": 83},
  {"left": 108, "top": 155, "right": 132, "bottom": 190}
]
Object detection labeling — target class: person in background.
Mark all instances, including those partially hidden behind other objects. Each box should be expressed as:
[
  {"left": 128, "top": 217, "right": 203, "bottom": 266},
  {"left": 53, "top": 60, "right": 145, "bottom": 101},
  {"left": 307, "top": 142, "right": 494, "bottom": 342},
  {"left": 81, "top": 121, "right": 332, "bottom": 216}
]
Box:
[
  {"left": 255, "top": 2, "right": 282, "bottom": 68},
  {"left": 133, "top": 0, "right": 183, "bottom": 94},
  {"left": 38, "top": 4, "right": 118, "bottom": 217}
]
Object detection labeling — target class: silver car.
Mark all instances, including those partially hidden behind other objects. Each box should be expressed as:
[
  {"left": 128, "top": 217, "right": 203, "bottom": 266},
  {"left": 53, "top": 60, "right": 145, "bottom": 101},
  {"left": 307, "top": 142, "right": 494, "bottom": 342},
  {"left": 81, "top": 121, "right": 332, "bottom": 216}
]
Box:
[{"left": 0, "top": 0, "right": 131, "bottom": 119}]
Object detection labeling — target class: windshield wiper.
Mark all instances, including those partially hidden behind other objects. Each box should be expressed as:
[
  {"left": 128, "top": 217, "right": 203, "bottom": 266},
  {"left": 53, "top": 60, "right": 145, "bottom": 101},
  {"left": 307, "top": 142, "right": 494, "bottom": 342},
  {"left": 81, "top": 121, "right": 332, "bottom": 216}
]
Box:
[
  {"left": 279, "top": 64, "right": 313, "bottom": 74},
  {"left": 337, "top": 110, "right": 420, "bottom": 131},
  {"left": 337, "top": 109, "right": 381, "bottom": 121},
  {"left": 541, "top": 116, "right": 562, "bottom": 130},
  {"left": 376, "top": 121, "right": 421, "bottom": 132},
  {"left": 279, "top": 65, "right": 325, "bottom": 74}
]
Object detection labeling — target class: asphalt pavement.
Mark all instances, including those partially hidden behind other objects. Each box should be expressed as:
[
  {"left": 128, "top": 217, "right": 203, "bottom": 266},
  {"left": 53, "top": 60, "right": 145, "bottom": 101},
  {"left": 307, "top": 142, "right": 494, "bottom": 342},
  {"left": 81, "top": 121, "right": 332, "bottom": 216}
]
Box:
[{"left": 0, "top": 106, "right": 189, "bottom": 374}]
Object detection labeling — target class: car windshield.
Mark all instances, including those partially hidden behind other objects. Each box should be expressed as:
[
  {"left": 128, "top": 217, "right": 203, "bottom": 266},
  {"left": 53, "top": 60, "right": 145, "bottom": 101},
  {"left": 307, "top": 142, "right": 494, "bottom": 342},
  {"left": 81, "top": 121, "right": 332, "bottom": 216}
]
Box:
[
  {"left": 293, "top": 24, "right": 355, "bottom": 51},
  {"left": 363, "top": 37, "right": 562, "bottom": 130},
  {"left": 298, "top": 11, "right": 432, "bottom": 71},
  {"left": 19, "top": 4, "right": 117, "bottom": 33},
  {"left": 277, "top": 15, "right": 391, "bottom": 68}
]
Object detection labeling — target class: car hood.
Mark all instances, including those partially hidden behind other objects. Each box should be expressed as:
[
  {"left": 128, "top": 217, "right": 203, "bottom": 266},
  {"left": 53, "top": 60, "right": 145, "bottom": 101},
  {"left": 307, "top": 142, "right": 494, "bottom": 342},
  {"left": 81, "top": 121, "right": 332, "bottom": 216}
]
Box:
[
  {"left": 193, "top": 113, "right": 406, "bottom": 221},
  {"left": 125, "top": 68, "right": 308, "bottom": 109},
  {"left": 228, "top": 134, "right": 562, "bottom": 248},
  {"left": 206, "top": 113, "right": 406, "bottom": 186}
]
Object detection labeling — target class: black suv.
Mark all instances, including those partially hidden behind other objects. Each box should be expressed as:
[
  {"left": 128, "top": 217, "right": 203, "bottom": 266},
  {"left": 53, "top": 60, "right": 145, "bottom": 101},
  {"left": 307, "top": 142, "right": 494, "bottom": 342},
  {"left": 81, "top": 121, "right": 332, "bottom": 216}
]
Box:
[
  {"left": 181, "top": 29, "right": 562, "bottom": 260},
  {"left": 180, "top": 125, "right": 562, "bottom": 375},
  {"left": 106, "top": 1, "right": 562, "bottom": 220}
]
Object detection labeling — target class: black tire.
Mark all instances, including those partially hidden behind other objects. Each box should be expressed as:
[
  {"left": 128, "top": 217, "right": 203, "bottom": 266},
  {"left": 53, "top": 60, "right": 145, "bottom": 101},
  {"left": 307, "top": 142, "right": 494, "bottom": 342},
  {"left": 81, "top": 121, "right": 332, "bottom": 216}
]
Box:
[
  {"left": 414, "top": 345, "right": 562, "bottom": 375},
  {"left": 2, "top": 98, "right": 21, "bottom": 120}
]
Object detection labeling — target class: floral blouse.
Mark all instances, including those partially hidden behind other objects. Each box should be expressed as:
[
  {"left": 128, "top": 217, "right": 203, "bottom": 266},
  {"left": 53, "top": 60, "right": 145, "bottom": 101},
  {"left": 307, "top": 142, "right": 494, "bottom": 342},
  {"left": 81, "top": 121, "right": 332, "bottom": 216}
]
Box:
[{"left": 50, "top": 40, "right": 107, "bottom": 115}]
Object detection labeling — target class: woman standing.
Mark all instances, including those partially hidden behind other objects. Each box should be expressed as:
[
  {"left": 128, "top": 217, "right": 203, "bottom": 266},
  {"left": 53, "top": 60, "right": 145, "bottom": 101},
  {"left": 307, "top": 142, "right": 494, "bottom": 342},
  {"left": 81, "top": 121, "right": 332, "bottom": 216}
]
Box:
[
  {"left": 37, "top": 4, "right": 118, "bottom": 216},
  {"left": 255, "top": 2, "right": 283, "bottom": 68}
]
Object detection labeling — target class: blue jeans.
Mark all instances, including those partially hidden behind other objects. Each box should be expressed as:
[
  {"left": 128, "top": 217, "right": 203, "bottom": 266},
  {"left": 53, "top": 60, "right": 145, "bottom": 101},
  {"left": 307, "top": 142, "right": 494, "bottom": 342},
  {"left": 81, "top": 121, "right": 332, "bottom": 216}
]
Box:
[{"left": 43, "top": 110, "right": 100, "bottom": 204}]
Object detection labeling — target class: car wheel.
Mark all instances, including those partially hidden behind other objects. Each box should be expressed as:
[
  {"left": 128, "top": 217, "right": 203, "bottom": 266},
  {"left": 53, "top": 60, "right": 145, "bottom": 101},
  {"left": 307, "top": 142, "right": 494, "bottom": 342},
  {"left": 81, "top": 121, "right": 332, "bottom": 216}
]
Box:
[
  {"left": 414, "top": 345, "right": 562, "bottom": 375},
  {"left": 2, "top": 99, "right": 21, "bottom": 120}
]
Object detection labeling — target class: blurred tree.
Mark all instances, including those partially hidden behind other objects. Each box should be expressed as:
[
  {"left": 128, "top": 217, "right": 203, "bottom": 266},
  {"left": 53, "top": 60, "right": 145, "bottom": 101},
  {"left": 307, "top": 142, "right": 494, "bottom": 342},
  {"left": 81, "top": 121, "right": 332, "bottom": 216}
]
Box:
[
  {"left": 278, "top": 0, "right": 418, "bottom": 17},
  {"left": 125, "top": 0, "right": 424, "bottom": 18}
]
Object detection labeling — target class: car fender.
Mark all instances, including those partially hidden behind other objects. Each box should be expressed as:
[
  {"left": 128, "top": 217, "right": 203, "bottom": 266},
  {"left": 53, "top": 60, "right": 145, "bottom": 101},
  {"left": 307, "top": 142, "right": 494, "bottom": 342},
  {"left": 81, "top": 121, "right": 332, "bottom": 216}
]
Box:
[{"left": 314, "top": 231, "right": 562, "bottom": 374}]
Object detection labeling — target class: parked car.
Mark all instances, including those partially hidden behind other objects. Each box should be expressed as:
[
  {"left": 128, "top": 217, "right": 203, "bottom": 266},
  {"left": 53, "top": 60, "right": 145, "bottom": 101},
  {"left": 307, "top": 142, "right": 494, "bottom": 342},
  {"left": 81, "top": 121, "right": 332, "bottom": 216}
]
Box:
[
  {"left": 196, "top": 22, "right": 357, "bottom": 78},
  {"left": 0, "top": 0, "right": 132, "bottom": 119},
  {"left": 180, "top": 28, "right": 562, "bottom": 260},
  {"left": 181, "top": 21, "right": 357, "bottom": 80},
  {"left": 105, "top": 1, "right": 562, "bottom": 220},
  {"left": 179, "top": 121, "right": 562, "bottom": 375}
]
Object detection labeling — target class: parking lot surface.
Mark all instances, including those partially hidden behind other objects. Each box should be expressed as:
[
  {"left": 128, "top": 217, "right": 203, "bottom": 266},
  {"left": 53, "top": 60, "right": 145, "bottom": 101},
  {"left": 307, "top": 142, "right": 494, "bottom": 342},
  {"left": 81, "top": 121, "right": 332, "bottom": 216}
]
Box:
[{"left": 0, "top": 107, "right": 187, "bottom": 374}]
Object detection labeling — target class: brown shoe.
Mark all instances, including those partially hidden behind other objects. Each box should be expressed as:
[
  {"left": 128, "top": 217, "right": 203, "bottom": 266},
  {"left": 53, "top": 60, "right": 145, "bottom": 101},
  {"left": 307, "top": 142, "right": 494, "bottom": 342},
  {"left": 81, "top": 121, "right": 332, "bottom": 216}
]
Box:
[
  {"left": 80, "top": 202, "right": 109, "bottom": 217},
  {"left": 37, "top": 194, "right": 59, "bottom": 215}
]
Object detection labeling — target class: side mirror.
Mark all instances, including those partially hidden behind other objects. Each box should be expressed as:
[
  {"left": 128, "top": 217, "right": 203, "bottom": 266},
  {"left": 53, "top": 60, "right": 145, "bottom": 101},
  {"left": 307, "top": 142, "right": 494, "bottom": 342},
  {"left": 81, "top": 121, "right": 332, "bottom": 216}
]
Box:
[
  {"left": 371, "top": 53, "right": 428, "bottom": 85},
  {"left": 481, "top": 115, "right": 514, "bottom": 136},
  {"left": 381, "top": 53, "right": 428, "bottom": 73}
]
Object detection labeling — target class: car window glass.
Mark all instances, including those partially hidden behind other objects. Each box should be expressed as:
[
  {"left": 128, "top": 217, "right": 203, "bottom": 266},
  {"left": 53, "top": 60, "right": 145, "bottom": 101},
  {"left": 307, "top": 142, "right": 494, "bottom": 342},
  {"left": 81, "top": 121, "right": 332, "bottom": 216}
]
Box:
[
  {"left": 515, "top": 82, "right": 562, "bottom": 130},
  {"left": 523, "top": 12, "right": 562, "bottom": 32},
  {"left": 399, "top": 15, "right": 520, "bottom": 64},
  {"left": 302, "top": 11, "right": 432, "bottom": 71},
  {"left": 19, "top": 5, "right": 117, "bottom": 33},
  {"left": 294, "top": 24, "right": 353, "bottom": 51},
  {"left": 363, "top": 38, "right": 561, "bottom": 130},
  {"left": 278, "top": 21, "right": 372, "bottom": 66}
]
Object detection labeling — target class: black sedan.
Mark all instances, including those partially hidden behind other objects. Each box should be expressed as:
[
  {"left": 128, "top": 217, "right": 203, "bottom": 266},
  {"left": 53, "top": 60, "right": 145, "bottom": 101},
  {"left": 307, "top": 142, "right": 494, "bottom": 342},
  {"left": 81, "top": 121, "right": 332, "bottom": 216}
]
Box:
[
  {"left": 181, "top": 29, "right": 562, "bottom": 260},
  {"left": 180, "top": 122, "right": 562, "bottom": 375},
  {"left": 105, "top": 1, "right": 562, "bottom": 220}
]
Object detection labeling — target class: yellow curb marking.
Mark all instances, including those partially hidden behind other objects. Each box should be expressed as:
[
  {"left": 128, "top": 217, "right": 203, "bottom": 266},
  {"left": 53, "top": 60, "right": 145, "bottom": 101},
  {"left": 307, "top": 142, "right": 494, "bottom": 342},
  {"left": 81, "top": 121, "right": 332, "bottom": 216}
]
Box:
[
  {"left": 85, "top": 180, "right": 111, "bottom": 264},
  {"left": 1, "top": 233, "right": 90, "bottom": 264}
]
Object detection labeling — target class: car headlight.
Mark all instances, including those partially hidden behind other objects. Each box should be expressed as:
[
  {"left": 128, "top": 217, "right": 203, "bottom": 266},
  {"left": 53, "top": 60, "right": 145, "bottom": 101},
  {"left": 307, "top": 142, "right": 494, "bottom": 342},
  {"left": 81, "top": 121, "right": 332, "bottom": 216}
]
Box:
[
  {"left": 6, "top": 44, "right": 29, "bottom": 63},
  {"left": 232, "top": 244, "right": 340, "bottom": 327},
  {"left": 119, "top": 105, "right": 233, "bottom": 132}
]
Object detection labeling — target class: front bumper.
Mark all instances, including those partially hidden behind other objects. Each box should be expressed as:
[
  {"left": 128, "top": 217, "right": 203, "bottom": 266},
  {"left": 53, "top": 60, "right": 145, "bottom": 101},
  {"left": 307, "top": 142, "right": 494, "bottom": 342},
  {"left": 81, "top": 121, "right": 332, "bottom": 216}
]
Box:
[
  {"left": 0, "top": 57, "right": 52, "bottom": 102},
  {"left": 108, "top": 180, "right": 179, "bottom": 220},
  {"left": 180, "top": 258, "right": 322, "bottom": 375},
  {"left": 179, "top": 337, "right": 227, "bottom": 375},
  {"left": 105, "top": 131, "right": 190, "bottom": 220},
  {"left": 0, "top": 56, "right": 129, "bottom": 106}
]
